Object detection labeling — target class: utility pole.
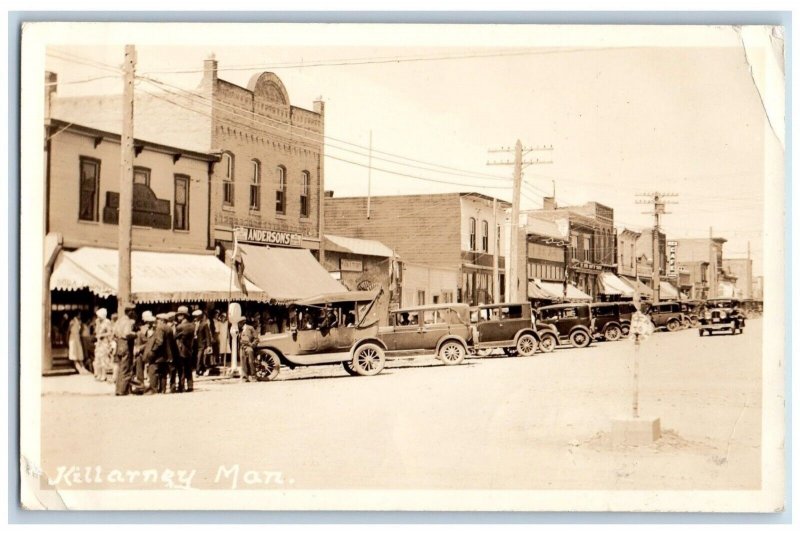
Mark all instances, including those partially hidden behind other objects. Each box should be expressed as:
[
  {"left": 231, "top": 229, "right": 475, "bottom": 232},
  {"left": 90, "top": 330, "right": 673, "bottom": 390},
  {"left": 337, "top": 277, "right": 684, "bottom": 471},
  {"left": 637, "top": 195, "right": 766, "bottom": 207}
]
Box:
[
  {"left": 636, "top": 191, "right": 678, "bottom": 302},
  {"left": 366, "top": 130, "right": 372, "bottom": 219},
  {"left": 492, "top": 197, "right": 499, "bottom": 303},
  {"left": 709, "top": 226, "right": 714, "bottom": 299},
  {"left": 747, "top": 240, "right": 752, "bottom": 299},
  {"left": 117, "top": 44, "right": 136, "bottom": 317},
  {"left": 488, "top": 141, "right": 553, "bottom": 303}
]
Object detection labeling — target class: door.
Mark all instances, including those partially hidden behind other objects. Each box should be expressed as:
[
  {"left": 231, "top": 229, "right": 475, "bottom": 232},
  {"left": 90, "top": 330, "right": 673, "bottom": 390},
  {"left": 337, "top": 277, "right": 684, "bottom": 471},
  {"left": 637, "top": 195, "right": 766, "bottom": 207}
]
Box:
[
  {"left": 419, "top": 309, "right": 449, "bottom": 349},
  {"left": 389, "top": 310, "right": 423, "bottom": 351}
]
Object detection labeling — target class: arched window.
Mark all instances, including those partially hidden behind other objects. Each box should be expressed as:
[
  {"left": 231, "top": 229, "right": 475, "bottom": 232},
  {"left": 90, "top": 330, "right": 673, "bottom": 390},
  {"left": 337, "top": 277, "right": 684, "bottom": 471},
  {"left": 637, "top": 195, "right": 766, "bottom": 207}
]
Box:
[
  {"left": 275, "top": 165, "right": 286, "bottom": 214},
  {"left": 481, "top": 220, "right": 489, "bottom": 252},
  {"left": 469, "top": 217, "right": 477, "bottom": 251},
  {"left": 300, "top": 170, "right": 310, "bottom": 218},
  {"left": 222, "top": 152, "right": 234, "bottom": 206},
  {"left": 249, "top": 159, "right": 261, "bottom": 211}
]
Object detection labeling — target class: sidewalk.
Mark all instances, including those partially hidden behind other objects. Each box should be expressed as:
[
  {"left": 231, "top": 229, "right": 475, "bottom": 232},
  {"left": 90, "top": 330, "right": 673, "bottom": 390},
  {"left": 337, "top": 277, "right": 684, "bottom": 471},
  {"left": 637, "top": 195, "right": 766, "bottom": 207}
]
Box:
[{"left": 41, "top": 370, "right": 239, "bottom": 396}]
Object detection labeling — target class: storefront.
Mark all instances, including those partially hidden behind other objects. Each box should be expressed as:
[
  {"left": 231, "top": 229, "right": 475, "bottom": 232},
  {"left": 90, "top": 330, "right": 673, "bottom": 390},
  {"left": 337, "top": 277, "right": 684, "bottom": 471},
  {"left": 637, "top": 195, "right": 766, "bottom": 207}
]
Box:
[
  {"left": 619, "top": 276, "right": 654, "bottom": 301},
  {"left": 527, "top": 279, "right": 593, "bottom": 303},
  {"left": 598, "top": 271, "right": 634, "bottom": 301}
]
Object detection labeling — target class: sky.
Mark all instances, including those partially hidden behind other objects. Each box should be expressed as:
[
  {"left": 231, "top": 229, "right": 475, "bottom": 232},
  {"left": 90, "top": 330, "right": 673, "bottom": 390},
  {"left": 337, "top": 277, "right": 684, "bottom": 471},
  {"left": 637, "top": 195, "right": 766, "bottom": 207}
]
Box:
[{"left": 41, "top": 24, "right": 776, "bottom": 275}]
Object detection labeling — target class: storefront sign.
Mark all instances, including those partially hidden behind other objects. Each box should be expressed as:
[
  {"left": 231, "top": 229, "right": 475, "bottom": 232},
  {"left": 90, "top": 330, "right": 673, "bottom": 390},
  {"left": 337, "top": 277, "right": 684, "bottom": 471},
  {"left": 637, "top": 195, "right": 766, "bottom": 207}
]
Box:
[
  {"left": 340, "top": 259, "right": 363, "bottom": 272},
  {"left": 234, "top": 226, "right": 302, "bottom": 247},
  {"left": 667, "top": 240, "right": 678, "bottom": 277}
]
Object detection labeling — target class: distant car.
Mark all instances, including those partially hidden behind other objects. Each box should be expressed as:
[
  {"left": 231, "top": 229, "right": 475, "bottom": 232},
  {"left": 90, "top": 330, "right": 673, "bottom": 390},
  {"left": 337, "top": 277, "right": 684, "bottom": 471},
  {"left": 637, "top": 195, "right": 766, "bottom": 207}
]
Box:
[
  {"left": 469, "top": 302, "right": 555, "bottom": 356},
  {"left": 698, "top": 298, "right": 746, "bottom": 336},
  {"left": 589, "top": 302, "right": 632, "bottom": 341},
  {"left": 534, "top": 303, "right": 594, "bottom": 348},
  {"left": 379, "top": 303, "right": 473, "bottom": 365},
  {"left": 251, "top": 290, "right": 387, "bottom": 381},
  {"left": 643, "top": 301, "right": 688, "bottom": 332},
  {"left": 679, "top": 301, "right": 703, "bottom": 328}
]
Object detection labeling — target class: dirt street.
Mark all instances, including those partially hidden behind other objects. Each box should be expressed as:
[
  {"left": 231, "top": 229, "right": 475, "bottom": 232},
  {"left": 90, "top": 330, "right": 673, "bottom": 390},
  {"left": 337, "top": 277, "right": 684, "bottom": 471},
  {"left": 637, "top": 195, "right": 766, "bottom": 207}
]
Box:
[{"left": 40, "top": 319, "right": 762, "bottom": 491}]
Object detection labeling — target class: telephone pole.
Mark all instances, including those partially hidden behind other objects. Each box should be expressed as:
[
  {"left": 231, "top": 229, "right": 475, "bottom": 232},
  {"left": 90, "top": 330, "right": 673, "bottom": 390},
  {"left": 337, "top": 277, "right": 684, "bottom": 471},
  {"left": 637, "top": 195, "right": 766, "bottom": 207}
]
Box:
[
  {"left": 635, "top": 191, "right": 678, "bottom": 302},
  {"left": 492, "top": 197, "right": 500, "bottom": 303},
  {"left": 488, "top": 141, "right": 553, "bottom": 303},
  {"left": 118, "top": 45, "right": 136, "bottom": 317}
]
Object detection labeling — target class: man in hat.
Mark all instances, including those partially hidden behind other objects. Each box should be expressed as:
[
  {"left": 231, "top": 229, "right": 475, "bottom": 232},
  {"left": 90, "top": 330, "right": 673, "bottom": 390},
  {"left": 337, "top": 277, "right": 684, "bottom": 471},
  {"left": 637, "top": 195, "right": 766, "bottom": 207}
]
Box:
[
  {"left": 113, "top": 303, "right": 137, "bottom": 396},
  {"left": 143, "top": 313, "right": 171, "bottom": 394},
  {"left": 162, "top": 311, "right": 181, "bottom": 393},
  {"left": 173, "top": 305, "right": 196, "bottom": 392},
  {"left": 193, "top": 309, "right": 214, "bottom": 377},
  {"left": 238, "top": 315, "right": 258, "bottom": 382},
  {"left": 133, "top": 311, "right": 155, "bottom": 389}
]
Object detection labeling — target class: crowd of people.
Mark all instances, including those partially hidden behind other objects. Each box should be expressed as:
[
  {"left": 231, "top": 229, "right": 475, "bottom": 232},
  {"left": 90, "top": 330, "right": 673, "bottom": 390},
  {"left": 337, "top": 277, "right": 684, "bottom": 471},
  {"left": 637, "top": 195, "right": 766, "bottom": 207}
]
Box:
[{"left": 64, "top": 304, "right": 265, "bottom": 395}]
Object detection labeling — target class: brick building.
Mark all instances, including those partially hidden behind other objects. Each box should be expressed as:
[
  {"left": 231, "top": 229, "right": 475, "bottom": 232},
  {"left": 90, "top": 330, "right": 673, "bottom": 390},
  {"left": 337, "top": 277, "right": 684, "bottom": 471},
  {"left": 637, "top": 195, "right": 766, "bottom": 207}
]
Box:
[
  {"left": 324, "top": 192, "right": 509, "bottom": 306},
  {"left": 675, "top": 237, "right": 729, "bottom": 300}
]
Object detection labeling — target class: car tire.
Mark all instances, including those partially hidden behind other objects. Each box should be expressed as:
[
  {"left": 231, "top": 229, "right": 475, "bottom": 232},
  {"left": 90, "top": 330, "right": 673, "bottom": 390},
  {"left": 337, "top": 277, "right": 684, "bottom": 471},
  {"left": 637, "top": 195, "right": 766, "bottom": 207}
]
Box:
[
  {"left": 503, "top": 347, "right": 518, "bottom": 357},
  {"left": 342, "top": 360, "right": 359, "bottom": 376},
  {"left": 666, "top": 319, "right": 680, "bottom": 332},
  {"left": 351, "top": 343, "right": 386, "bottom": 376},
  {"left": 621, "top": 324, "right": 630, "bottom": 337},
  {"left": 690, "top": 317, "right": 700, "bottom": 328},
  {"left": 538, "top": 333, "right": 557, "bottom": 353},
  {"left": 604, "top": 325, "right": 622, "bottom": 342},
  {"left": 699, "top": 329, "right": 704, "bottom": 337},
  {"left": 516, "top": 334, "right": 539, "bottom": 357},
  {"left": 569, "top": 329, "right": 591, "bottom": 348},
  {"left": 253, "top": 349, "right": 281, "bottom": 382},
  {"left": 439, "top": 340, "right": 466, "bottom": 365}
]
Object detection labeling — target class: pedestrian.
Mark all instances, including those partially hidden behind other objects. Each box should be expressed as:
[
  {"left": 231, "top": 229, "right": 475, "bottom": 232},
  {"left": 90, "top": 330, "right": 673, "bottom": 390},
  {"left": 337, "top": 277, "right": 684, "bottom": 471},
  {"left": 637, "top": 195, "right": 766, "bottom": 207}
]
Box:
[
  {"left": 238, "top": 315, "right": 258, "bottom": 382},
  {"left": 163, "top": 311, "right": 180, "bottom": 393},
  {"left": 113, "top": 304, "right": 137, "bottom": 396},
  {"left": 68, "top": 314, "right": 89, "bottom": 374},
  {"left": 93, "top": 308, "right": 113, "bottom": 382},
  {"left": 174, "top": 306, "right": 195, "bottom": 392},
  {"left": 80, "top": 314, "right": 94, "bottom": 374},
  {"left": 193, "top": 309, "right": 214, "bottom": 377},
  {"left": 133, "top": 311, "right": 155, "bottom": 390},
  {"left": 215, "top": 311, "right": 231, "bottom": 369},
  {"left": 143, "top": 313, "right": 171, "bottom": 394}
]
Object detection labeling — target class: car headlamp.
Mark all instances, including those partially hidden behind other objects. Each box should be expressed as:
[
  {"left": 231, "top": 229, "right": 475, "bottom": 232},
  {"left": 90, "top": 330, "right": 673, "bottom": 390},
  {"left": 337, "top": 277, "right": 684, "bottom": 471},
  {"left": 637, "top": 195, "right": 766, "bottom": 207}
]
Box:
[{"left": 720, "top": 311, "right": 727, "bottom": 319}]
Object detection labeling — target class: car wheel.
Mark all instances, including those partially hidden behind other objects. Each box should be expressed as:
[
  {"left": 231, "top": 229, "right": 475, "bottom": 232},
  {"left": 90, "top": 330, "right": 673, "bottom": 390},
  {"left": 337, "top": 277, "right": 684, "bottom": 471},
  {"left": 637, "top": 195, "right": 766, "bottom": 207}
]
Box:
[
  {"left": 604, "top": 325, "right": 622, "bottom": 342},
  {"left": 516, "top": 334, "right": 539, "bottom": 356},
  {"left": 666, "top": 319, "right": 680, "bottom": 332},
  {"left": 538, "top": 333, "right": 557, "bottom": 353},
  {"left": 439, "top": 341, "right": 466, "bottom": 365},
  {"left": 503, "top": 347, "right": 518, "bottom": 357},
  {"left": 681, "top": 318, "right": 691, "bottom": 329},
  {"left": 341, "top": 360, "right": 359, "bottom": 376},
  {"left": 620, "top": 324, "right": 630, "bottom": 337},
  {"left": 690, "top": 317, "right": 700, "bottom": 328},
  {"left": 351, "top": 343, "right": 385, "bottom": 376},
  {"left": 253, "top": 349, "right": 280, "bottom": 382},
  {"left": 569, "top": 330, "right": 591, "bottom": 348}
]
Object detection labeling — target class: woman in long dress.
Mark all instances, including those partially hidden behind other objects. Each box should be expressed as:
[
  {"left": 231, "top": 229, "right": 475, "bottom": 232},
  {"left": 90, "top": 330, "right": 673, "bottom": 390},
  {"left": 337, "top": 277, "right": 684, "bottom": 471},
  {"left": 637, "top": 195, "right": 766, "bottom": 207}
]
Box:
[
  {"left": 93, "top": 308, "right": 113, "bottom": 381},
  {"left": 68, "top": 314, "right": 89, "bottom": 374}
]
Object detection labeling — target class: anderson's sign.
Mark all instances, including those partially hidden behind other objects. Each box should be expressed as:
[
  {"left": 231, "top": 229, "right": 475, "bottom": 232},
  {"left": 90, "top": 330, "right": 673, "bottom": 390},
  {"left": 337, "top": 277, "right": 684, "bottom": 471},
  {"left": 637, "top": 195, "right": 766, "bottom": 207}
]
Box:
[{"left": 234, "top": 226, "right": 302, "bottom": 247}]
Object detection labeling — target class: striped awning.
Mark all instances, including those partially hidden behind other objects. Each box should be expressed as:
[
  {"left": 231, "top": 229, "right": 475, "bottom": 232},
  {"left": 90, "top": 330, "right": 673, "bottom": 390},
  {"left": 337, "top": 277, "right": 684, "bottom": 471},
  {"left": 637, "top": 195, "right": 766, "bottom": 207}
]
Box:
[
  {"left": 599, "top": 272, "right": 634, "bottom": 298},
  {"left": 619, "top": 276, "right": 654, "bottom": 298},
  {"left": 528, "top": 279, "right": 593, "bottom": 302}
]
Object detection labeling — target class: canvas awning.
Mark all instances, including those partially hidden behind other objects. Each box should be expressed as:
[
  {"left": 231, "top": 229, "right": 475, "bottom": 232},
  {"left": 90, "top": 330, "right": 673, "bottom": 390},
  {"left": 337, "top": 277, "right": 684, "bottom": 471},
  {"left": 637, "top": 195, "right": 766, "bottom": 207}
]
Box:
[
  {"left": 717, "top": 281, "right": 737, "bottom": 298},
  {"left": 324, "top": 234, "right": 395, "bottom": 258},
  {"left": 50, "top": 247, "right": 261, "bottom": 302},
  {"left": 599, "top": 272, "right": 634, "bottom": 298},
  {"left": 239, "top": 244, "right": 346, "bottom": 303},
  {"left": 619, "top": 276, "right": 654, "bottom": 299},
  {"left": 528, "top": 279, "right": 592, "bottom": 302},
  {"left": 659, "top": 281, "right": 680, "bottom": 300}
]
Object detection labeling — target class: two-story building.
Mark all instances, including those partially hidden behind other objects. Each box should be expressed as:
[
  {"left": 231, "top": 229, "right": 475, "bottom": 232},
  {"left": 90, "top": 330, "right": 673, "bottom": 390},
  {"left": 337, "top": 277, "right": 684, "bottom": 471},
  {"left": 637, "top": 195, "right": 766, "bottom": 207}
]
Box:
[
  {"left": 675, "top": 237, "right": 729, "bottom": 300},
  {"left": 324, "top": 192, "right": 509, "bottom": 306}
]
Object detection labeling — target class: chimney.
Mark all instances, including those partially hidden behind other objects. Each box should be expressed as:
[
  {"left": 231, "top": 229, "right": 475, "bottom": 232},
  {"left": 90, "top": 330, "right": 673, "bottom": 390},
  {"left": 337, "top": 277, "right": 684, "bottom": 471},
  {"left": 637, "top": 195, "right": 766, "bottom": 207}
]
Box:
[
  {"left": 324, "top": 190, "right": 334, "bottom": 198},
  {"left": 313, "top": 97, "right": 325, "bottom": 116},
  {"left": 45, "top": 71, "right": 57, "bottom": 119},
  {"left": 542, "top": 196, "right": 557, "bottom": 211},
  {"left": 202, "top": 54, "right": 218, "bottom": 91}
]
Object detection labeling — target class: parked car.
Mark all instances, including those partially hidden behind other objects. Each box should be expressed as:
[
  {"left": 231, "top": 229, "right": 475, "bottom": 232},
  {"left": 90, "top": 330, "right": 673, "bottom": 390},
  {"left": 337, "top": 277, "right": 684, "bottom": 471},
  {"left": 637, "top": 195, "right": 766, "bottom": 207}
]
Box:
[
  {"left": 534, "top": 303, "right": 594, "bottom": 348},
  {"left": 378, "top": 303, "right": 473, "bottom": 365},
  {"left": 679, "top": 301, "right": 703, "bottom": 328},
  {"left": 643, "top": 301, "right": 687, "bottom": 332},
  {"left": 251, "top": 289, "right": 388, "bottom": 381},
  {"left": 589, "top": 302, "right": 630, "bottom": 341},
  {"left": 469, "top": 302, "right": 556, "bottom": 355},
  {"left": 698, "top": 298, "right": 746, "bottom": 336}
]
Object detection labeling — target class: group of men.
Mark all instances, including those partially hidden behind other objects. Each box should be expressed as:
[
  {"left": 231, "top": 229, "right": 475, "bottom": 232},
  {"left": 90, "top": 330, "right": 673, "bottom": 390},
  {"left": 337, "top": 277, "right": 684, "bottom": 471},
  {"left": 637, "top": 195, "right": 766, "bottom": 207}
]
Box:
[{"left": 113, "top": 304, "right": 214, "bottom": 396}]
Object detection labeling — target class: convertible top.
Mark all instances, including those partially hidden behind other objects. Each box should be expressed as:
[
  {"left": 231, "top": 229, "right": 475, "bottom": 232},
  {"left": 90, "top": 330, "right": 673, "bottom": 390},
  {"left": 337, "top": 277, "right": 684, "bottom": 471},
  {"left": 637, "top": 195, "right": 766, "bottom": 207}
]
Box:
[{"left": 295, "top": 289, "right": 381, "bottom": 306}]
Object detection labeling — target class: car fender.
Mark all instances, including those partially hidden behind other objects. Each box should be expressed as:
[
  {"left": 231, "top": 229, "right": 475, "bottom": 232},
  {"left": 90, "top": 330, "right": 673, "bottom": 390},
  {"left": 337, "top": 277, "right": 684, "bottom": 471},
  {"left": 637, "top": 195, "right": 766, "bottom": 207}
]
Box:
[
  {"left": 349, "top": 337, "right": 388, "bottom": 358},
  {"left": 513, "top": 329, "right": 541, "bottom": 344},
  {"left": 435, "top": 335, "right": 469, "bottom": 354},
  {"left": 569, "top": 325, "right": 592, "bottom": 337},
  {"left": 255, "top": 346, "right": 289, "bottom": 366},
  {"left": 602, "top": 321, "right": 621, "bottom": 333}
]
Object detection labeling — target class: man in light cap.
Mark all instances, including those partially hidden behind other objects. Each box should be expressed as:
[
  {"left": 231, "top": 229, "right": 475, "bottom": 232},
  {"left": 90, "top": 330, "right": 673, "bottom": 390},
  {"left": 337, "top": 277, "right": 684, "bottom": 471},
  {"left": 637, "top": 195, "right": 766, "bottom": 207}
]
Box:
[
  {"left": 132, "top": 311, "right": 155, "bottom": 389},
  {"left": 113, "top": 303, "right": 137, "bottom": 396},
  {"left": 173, "top": 305, "right": 195, "bottom": 392},
  {"left": 93, "top": 308, "right": 113, "bottom": 381},
  {"left": 193, "top": 309, "right": 214, "bottom": 376},
  {"left": 143, "top": 313, "right": 171, "bottom": 394}
]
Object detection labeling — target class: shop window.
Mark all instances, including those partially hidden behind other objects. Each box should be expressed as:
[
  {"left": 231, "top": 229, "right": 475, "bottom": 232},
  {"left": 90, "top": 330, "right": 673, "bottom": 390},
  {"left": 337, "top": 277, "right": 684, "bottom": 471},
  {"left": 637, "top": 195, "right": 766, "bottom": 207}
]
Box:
[
  {"left": 134, "top": 166, "right": 151, "bottom": 187},
  {"left": 79, "top": 157, "right": 100, "bottom": 222},
  {"left": 222, "top": 152, "right": 234, "bottom": 206},
  {"left": 481, "top": 220, "right": 489, "bottom": 252},
  {"left": 249, "top": 159, "right": 261, "bottom": 211},
  {"left": 417, "top": 290, "right": 426, "bottom": 306},
  {"left": 300, "top": 170, "right": 310, "bottom": 218},
  {"left": 441, "top": 291, "right": 454, "bottom": 303},
  {"left": 469, "top": 217, "right": 477, "bottom": 250},
  {"left": 276, "top": 165, "right": 286, "bottom": 214},
  {"left": 583, "top": 236, "right": 591, "bottom": 261},
  {"left": 173, "top": 175, "right": 189, "bottom": 231}
]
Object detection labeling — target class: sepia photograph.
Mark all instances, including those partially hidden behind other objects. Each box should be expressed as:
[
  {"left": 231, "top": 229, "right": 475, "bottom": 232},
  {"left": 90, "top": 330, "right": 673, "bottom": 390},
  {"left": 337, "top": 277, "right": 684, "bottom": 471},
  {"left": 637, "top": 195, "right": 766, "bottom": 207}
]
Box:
[{"left": 17, "top": 20, "right": 785, "bottom": 512}]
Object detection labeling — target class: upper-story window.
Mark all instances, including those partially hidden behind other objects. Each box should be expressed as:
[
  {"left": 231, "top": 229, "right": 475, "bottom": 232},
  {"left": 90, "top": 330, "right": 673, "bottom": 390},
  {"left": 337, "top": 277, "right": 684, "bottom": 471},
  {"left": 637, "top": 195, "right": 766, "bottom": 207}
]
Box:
[
  {"left": 570, "top": 235, "right": 578, "bottom": 260},
  {"left": 79, "top": 157, "right": 100, "bottom": 222},
  {"left": 583, "top": 236, "right": 591, "bottom": 261},
  {"left": 133, "top": 166, "right": 151, "bottom": 187},
  {"left": 469, "top": 217, "right": 477, "bottom": 251},
  {"left": 300, "top": 170, "right": 310, "bottom": 218},
  {"left": 481, "top": 220, "right": 489, "bottom": 252},
  {"left": 275, "top": 165, "right": 286, "bottom": 215},
  {"left": 173, "top": 174, "right": 189, "bottom": 231},
  {"left": 222, "top": 152, "right": 234, "bottom": 206},
  {"left": 249, "top": 159, "right": 261, "bottom": 211}
]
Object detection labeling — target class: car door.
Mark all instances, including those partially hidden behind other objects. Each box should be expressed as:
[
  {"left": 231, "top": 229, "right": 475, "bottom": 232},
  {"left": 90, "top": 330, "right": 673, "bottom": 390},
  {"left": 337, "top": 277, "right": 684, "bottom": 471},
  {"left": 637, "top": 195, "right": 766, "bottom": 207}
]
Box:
[
  {"left": 419, "top": 308, "right": 450, "bottom": 349},
  {"left": 476, "top": 307, "right": 501, "bottom": 343},
  {"left": 392, "top": 310, "right": 424, "bottom": 351},
  {"left": 498, "top": 305, "right": 525, "bottom": 340}
]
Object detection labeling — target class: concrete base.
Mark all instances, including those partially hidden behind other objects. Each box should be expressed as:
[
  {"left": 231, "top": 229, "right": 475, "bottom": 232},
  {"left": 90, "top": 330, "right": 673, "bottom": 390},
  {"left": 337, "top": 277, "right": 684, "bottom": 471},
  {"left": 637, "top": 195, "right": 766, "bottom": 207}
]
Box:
[{"left": 611, "top": 417, "right": 662, "bottom": 446}]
